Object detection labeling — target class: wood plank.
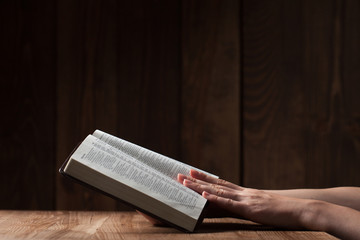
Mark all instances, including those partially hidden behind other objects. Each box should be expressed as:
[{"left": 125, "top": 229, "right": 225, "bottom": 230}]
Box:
[
  {"left": 299, "top": 0, "right": 360, "bottom": 187},
  {"left": 181, "top": 0, "right": 241, "bottom": 183},
  {"left": 242, "top": 0, "right": 360, "bottom": 189},
  {"left": 0, "top": 0, "right": 55, "bottom": 209},
  {"left": 0, "top": 211, "right": 337, "bottom": 239},
  {"left": 243, "top": 0, "right": 310, "bottom": 189},
  {"left": 56, "top": 0, "right": 181, "bottom": 210},
  {"left": 301, "top": 0, "right": 344, "bottom": 188},
  {"left": 56, "top": 0, "right": 120, "bottom": 210},
  {"left": 335, "top": 0, "right": 360, "bottom": 186},
  {"left": 115, "top": 0, "right": 181, "bottom": 159}
]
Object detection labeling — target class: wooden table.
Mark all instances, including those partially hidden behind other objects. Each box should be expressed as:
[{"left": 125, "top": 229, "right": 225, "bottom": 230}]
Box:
[{"left": 0, "top": 211, "right": 337, "bottom": 239}]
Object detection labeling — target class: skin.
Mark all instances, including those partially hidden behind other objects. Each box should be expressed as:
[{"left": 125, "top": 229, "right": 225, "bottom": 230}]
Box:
[{"left": 176, "top": 169, "right": 360, "bottom": 240}]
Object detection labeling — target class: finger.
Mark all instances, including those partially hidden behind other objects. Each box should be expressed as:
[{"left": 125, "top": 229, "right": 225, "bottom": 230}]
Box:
[
  {"left": 202, "top": 191, "right": 242, "bottom": 216},
  {"left": 182, "top": 179, "right": 206, "bottom": 195},
  {"left": 180, "top": 173, "right": 237, "bottom": 194},
  {"left": 178, "top": 173, "right": 214, "bottom": 187},
  {"left": 190, "top": 169, "right": 243, "bottom": 191},
  {"left": 183, "top": 179, "right": 238, "bottom": 200},
  {"left": 177, "top": 173, "right": 186, "bottom": 184}
]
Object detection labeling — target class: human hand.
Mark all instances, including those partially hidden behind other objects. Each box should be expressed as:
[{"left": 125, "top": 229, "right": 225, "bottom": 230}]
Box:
[{"left": 178, "top": 169, "right": 308, "bottom": 229}]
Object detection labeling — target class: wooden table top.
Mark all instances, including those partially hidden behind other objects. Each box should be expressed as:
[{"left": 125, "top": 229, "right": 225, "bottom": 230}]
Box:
[{"left": 0, "top": 210, "right": 337, "bottom": 239}]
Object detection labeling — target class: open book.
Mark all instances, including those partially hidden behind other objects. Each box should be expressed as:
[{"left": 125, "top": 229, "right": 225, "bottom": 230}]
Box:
[{"left": 59, "top": 130, "right": 216, "bottom": 232}]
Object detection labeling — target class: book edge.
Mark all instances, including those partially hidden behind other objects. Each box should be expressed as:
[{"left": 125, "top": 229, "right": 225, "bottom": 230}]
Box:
[{"left": 59, "top": 143, "right": 206, "bottom": 233}]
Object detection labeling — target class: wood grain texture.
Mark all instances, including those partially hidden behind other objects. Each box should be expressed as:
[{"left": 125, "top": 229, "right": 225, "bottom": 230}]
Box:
[
  {"left": 115, "top": 0, "right": 181, "bottom": 158},
  {"left": 181, "top": 0, "right": 241, "bottom": 183},
  {"left": 56, "top": 0, "right": 120, "bottom": 210},
  {"left": 0, "top": 211, "right": 337, "bottom": 239},
  {"left": 56, "top": 0, "right": 181, "bottom": 210},
  {"left": 243, "top": 0, "right": 360, "bottom": 189},
  {"left": 243, "top": 0, "right": 310, "bottom": 189},
  {"left": 339, "top": 0, "right": 360, "bottom": 186},
  {"left": 0, "top": 0, "right": 55, "bottom": 209},
  {"left": 1, "top": 0, "right": 359, "bottom": 211}
]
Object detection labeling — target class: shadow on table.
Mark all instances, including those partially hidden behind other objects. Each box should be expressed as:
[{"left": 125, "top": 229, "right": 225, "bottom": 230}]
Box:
[{"left": 195, "top": 222, "right": 298, "bottom": 234}]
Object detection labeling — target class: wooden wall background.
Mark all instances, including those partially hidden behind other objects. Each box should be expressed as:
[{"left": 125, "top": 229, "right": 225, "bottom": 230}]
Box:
[{"left": 0, "top": 0, "right": 359, "bottom": 210}]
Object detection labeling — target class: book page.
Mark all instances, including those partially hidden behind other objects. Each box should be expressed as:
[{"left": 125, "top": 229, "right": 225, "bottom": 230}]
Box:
[
  {"left": 69, "top": 135, "right": 207, "bottom": 220},
  {"left": 92, "top": 130, "right": 217, "bottom": 180}
]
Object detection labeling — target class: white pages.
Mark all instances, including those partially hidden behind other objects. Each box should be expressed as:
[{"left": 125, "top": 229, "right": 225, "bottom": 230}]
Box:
[
  {"left": 92, "top": 129, "right": 218, "bottom": 180},
  {"left": 64, "top": 134, "right": 208, "bottom": 231}
]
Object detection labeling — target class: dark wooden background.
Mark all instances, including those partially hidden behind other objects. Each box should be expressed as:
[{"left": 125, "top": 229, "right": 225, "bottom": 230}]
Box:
[{"left": 0, "top": 0, "right": 359, "bottom": 210}]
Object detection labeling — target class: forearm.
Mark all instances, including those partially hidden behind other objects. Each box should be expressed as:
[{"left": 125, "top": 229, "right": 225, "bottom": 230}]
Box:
[
  {"left": 300, "top": 200, "right": 360, "bottom": 240},
  {"left": 266, "top": 187, "right": 360, "bottom": 211},
  {"left": 180, "top": 170, "right": 360, "bottom": 239}
]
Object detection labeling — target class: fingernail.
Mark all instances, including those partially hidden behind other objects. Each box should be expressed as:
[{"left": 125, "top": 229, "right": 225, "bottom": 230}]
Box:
[
  {"left": 202, "top": 191, "right": 209, "bottom": 198},
  {"left": 183, "top": 179, "right": 192, "bottom": 185}
]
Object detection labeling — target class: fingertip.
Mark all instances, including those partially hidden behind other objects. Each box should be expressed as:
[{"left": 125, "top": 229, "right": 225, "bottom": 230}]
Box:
[
  {"left": 177, "top": 173, "right": 185, "bottom": 183},
  {"left": 183, "top": 179, "right": 191, "bottom": 186},
  {"left": 190, "top": 169, "right": 201, "bottom": 178},
  {"left": 202, "top": 191, "right": 210, "bottom": 198}
]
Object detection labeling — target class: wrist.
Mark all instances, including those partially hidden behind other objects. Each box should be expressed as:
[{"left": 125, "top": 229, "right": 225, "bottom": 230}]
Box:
[{"left": 297, "top": 199, "right": 331, "bottom": 232}]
